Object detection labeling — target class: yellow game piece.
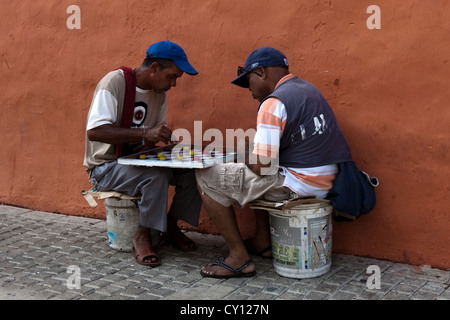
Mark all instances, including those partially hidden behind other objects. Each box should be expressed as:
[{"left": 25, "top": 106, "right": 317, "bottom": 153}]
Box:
[
  {"left": 159, "top": 156, "right": 166, "bottom": 161},
  {"left": 177, "top": 155, "right": 183, "bottom": 160},
  {"left": 157, "top": 153, "right": 164, "bottom": 158},
  {"left": 189, "top": 151, "right": 195, "bottom": 156},
  {"left": 183, "top": 146, "right": 190, "bottom": 151},
  {"left": 139, "top": 155, "right": 146, "bottom": 159}
]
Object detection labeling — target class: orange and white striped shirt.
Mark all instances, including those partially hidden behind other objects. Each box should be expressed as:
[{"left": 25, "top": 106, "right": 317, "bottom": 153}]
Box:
[{"left": 252, "top": 74, "right": 337, "bottom": 199}]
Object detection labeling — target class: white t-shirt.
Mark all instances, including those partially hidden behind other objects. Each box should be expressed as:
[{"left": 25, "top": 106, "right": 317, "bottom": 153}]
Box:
[{"left": 83, "top": 69, "right": 167, "bottom": 170}]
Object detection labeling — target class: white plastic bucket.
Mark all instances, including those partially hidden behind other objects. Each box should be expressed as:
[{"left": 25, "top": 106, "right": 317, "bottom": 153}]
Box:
[
  {"left": 105, "top": 198, "right": 141, "bottom": 252},
  {"left": 268, "top": 201, "right": 333, "bottom": 279}
]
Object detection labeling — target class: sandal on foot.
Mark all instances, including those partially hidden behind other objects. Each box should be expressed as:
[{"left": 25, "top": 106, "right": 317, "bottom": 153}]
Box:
[
  {"left": 132, "top": 246, "right": 160, "bottom": 267},
  {"left": 244, "top": 239, "right": 272, "bottom": 259},
  {"left": 200, "top": 257, "right": 256, "bottom": 279},
  {"left": 162, "top": 232, "right": 197, "bottom": 252}
]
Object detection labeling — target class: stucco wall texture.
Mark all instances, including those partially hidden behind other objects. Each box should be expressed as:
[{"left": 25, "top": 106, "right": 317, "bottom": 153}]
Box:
[{"left": 1, "top": 0, "right": 449, "bottom": 269}]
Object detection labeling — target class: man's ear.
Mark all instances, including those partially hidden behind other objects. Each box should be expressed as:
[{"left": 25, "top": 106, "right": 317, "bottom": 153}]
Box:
[
  {"left": 258, "top": 66, "right": 268, "bottom": 80},
  {"left": 149, "top": 61, "right": 160, "bottom": 73}
]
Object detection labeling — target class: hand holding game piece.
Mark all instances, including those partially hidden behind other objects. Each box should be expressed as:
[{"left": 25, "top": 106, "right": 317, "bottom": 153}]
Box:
[{"left": 144, "top": 125, "right": 173, "bottom": 145}]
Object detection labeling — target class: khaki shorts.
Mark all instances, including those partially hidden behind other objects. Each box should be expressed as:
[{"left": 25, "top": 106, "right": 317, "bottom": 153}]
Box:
[{"left": 195, "top": 163, "right": 290, "bottom": 207}]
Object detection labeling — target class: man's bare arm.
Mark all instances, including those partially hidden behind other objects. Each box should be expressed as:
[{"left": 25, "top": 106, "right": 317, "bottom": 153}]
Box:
[{"left": 87, "top": 124, "right": 173, "bottom": 145}]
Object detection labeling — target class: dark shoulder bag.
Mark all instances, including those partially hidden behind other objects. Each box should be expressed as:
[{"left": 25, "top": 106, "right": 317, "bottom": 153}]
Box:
[{"left": 325, "top": 161, "right": 379, "bottom": 222}]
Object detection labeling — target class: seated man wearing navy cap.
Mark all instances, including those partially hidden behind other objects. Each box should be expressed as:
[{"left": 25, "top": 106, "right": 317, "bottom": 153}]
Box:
[
  {"left": 84, "top": 41, "right": 202, "bottom": 267},
  {"left": 196, "top": 47, "right": 352, "bottom": 278}
]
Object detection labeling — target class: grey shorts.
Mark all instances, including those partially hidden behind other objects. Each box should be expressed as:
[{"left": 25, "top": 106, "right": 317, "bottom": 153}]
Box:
[{"left": 195, "top": 163, "right": 290, "bottom": 207}]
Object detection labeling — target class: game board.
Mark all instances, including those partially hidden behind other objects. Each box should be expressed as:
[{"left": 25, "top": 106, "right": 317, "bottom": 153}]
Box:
[{"left": 117, "top": 144, "right": 237, "bottom": 169}]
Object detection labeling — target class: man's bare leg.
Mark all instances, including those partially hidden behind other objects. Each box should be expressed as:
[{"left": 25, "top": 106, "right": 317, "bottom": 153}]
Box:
[
  {"left": 246, "top": 209, "right": 273, "bottom": 258},
  {"left": 200, "top": 192, "right": 255, "bottom": 277}
]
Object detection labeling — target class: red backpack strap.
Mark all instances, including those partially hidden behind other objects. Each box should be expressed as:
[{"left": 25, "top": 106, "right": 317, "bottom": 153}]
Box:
[{"left": 115, "top": 66, "right": 136, "bottom": 159}]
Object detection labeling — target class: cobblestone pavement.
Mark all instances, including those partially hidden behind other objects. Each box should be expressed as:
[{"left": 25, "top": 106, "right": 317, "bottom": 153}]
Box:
[{"left": 1, "top": 204, "right": 449, "bottom": 302}]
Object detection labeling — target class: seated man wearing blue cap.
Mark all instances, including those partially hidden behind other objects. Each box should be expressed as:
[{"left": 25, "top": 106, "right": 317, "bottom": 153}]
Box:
[
  {"left": 196, "top": 47, "right": 352, "bottom": 278},
  {"left": 84, "top": 41, "right": 202, "bottom": 267}
]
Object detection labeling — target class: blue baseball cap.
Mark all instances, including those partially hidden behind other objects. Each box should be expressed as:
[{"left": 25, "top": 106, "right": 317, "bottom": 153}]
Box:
[
  {"left": 231, "top": 47, "right": 289, "bottom": 88},
  {"left": 146, "top": 41, "right": 198, "bottom": 75}
]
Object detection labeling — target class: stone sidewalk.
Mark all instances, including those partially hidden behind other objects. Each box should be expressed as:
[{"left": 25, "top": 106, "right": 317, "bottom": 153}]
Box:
[{"left": 1, "top": 204, "right": 449, "bottom": 301}]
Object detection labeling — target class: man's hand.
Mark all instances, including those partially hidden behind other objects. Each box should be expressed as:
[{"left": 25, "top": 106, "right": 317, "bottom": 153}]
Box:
[{"left": 144, "top": 125, "right": 173, "bottom": 145}]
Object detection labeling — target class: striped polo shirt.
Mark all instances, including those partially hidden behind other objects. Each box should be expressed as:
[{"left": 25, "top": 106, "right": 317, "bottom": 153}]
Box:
[{"left": 252, "top": 74, "right": 338, "bottom": 199}]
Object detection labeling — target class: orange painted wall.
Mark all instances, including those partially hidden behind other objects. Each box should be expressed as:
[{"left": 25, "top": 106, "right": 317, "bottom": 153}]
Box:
[{"left": 1, "top": 1, "right": 449, "bottom": 269}]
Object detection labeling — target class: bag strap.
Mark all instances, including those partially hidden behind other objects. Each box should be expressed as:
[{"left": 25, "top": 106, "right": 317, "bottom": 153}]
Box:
[
  {"left": 115, "top": 66, "right": 136, "bottom": 159},
  {"left": 361, "top": 171, "right": 380, "bottom": 187}
]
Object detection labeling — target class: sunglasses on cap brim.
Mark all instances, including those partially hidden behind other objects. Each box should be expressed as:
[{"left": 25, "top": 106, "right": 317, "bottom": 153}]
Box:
[{"left": 237, "top": 66, "right": 263, "bottom": 77}]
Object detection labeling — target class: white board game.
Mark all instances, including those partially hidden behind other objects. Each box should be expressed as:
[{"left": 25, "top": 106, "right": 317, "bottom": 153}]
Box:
[{"left": 118, "top": 144, "right": 237, "bottom": 169}]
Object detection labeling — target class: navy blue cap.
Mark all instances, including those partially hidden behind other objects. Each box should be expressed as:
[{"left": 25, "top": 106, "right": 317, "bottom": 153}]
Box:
[
  {"left": 146, "top": 41, "right": 198, "bottom": 75},
  {"left": 231, "top": 47, "right": 289, "bottom": 88}
]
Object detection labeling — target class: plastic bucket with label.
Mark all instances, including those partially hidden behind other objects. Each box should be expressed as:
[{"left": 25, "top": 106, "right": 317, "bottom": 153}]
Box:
[{"left": 268, "top": 201, "right": 333, "bottom": 279}]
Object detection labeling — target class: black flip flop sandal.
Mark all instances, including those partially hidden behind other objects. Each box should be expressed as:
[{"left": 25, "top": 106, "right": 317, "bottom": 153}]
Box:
[{"left": 200, "top": 257, "right": 256, "bottom": 279}]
